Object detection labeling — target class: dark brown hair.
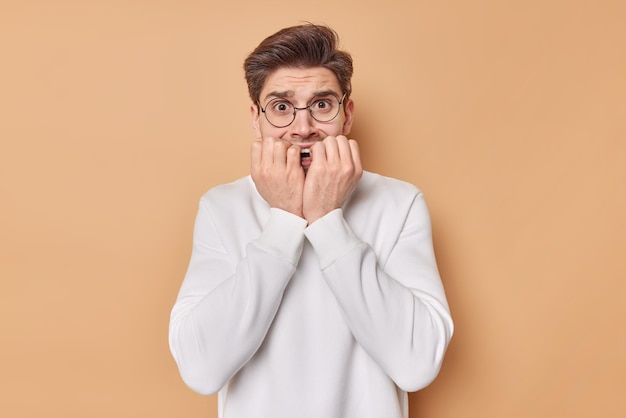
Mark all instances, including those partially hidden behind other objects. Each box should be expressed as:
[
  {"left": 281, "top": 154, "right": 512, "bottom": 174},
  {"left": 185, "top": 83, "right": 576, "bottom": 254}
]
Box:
[{"left": 243, "top": 23, "right": 353, "bottom": 106}]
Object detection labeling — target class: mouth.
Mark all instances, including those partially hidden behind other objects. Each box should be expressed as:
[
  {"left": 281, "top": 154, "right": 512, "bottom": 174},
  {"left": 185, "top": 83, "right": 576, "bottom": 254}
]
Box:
[
  {"left": 300, "top": 149, "right": 312, "bottom": 170},
  {"left": 300, "top": 149, "right": 311, "bottom": 159}
]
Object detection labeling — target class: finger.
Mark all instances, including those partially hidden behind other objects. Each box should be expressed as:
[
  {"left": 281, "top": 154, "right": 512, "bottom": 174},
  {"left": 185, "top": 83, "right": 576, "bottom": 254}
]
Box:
[
  {"left": 272, "top": 139, "right": 291, "bottom": 167},
  {"left": 348, "top": 139, "right": 362, "bottom": 171},
  {"left": 259, "top": 137, "right": 275, "bottom": 167},
  {"left": 310, "top": 141, "right": 327, "bottom": 165},
  {"left": 335, "top": 135, "right": 353, "bottom": 162},
  {"left": 251, "top": 140, "right": 262, "bottom": 170},
  {"left": 286, "top": 145, "right": 302, "bottom": 170},
  {"left": 321, "top": 136, "right": 339, "bottom": 163}
]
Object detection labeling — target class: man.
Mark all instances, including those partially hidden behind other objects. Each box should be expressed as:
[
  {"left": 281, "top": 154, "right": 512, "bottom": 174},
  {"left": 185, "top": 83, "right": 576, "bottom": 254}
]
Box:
[{"left": 169, "top": 23, "right": 453, "bottom": 418}]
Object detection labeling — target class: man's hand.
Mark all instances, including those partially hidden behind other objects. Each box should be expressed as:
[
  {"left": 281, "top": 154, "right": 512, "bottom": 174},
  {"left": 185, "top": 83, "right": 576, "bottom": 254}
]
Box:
[
  {"left": 303, "top": 136, "right": 362, "bottom": 224},
  {"left": 251, "top": 137, "right": 305, "bottom": 218}
]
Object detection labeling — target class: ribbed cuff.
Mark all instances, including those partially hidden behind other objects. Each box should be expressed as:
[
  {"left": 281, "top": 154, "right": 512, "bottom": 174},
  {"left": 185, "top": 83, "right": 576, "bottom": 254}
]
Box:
[
  {"left": 253, "top": 208, "right": 307, "bottom": 265},
  {"left": 304, "top": 209, "right": 360, "bottom": 269}
]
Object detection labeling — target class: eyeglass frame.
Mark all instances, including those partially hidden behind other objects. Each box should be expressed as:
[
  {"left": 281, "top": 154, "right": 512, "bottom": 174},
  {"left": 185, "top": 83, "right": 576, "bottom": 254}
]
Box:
[{"left": 259, "top": 93, "right": 347, "bottom": 128}]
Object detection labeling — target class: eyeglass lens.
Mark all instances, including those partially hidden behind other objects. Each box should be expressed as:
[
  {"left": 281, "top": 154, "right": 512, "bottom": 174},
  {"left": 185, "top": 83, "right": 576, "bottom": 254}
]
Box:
[{"left": 263, "top": 95, "right": 342, "bottom": 128}]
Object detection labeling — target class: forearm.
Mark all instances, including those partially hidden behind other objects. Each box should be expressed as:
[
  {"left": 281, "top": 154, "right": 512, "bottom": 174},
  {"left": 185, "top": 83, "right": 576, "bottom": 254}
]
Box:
[
  {"left": 169, "top": 244, "right": 295, "bottom": 394},
  {"left": 169, "top": 207, "right": 307, "bottom": 395},
  {"left": 321, "top": 243, "right": 453, "bottom": 391},
  {"left": 305, "top": 207, "right": 453, "bottom": 392}
]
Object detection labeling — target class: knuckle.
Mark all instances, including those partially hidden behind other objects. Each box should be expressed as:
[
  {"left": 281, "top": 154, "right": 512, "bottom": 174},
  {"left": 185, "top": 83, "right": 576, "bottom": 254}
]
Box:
[{"left": 342, "top": 165, "right": 355, "bottom": 177}]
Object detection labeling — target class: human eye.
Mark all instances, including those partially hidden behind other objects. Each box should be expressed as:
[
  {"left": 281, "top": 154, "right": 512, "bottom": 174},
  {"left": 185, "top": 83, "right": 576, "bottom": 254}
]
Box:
[
  {"left": 269, "top": 99, "right": 293, "bottom": 115},
  {"left": 310, "top": 97, "right": 334, "bottom": 113}
]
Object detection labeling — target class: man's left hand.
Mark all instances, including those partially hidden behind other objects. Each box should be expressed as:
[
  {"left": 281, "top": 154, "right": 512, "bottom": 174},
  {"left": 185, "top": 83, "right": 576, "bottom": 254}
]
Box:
[{"left": 302, "top": 136, "right": 362, "bottom": 224}]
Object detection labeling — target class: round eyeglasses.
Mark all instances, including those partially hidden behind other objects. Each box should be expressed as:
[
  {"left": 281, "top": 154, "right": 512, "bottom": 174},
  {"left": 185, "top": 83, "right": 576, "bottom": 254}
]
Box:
[{"left": 261, "top": 93, "right": 346, "bottom": 128}]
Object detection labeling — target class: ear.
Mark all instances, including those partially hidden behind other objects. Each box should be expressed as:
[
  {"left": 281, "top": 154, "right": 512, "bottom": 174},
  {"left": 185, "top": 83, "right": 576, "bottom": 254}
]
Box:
[
  {"left": 250, "top": 103, "right": 262, "bottom": 139},
  {"left": 341, "top": 98, "right": 355, "bottom": 135}
]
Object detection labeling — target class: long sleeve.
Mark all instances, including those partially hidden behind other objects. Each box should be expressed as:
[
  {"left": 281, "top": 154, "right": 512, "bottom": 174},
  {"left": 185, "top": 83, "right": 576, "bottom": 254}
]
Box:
[
  {"left": 169, "top": 196, "right": 308, "bottom": 395},
  {"left": 304, "top": 191, "right": 453, "bottom": 392},
  {"left": 169, "top": 173, "right": 452, "bottom": 418}
]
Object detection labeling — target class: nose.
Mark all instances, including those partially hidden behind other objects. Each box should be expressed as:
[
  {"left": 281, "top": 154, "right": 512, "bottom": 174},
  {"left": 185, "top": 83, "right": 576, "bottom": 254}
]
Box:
[{"left": 289, "top": 107, "right": 317, "bottom": 139}]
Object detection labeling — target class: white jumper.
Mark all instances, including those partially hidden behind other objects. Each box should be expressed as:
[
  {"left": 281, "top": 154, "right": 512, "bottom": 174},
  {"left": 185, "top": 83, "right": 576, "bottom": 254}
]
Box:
[{"left": 169, "top": 171, "right": 453, "bottom": 418}]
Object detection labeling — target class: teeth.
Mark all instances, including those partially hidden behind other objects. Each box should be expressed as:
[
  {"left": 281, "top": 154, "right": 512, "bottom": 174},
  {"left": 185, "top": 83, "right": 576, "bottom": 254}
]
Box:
[{"left": 300, "top": 149, "right": 311, "bottom": 158}]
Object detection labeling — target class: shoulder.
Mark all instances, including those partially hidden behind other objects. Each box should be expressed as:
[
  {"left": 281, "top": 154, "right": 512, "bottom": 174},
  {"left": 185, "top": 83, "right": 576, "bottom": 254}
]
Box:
[
  {"left": 359, "top": 171, "right": 420, "bottom": 191},
  {"left": 354, "top": 171, "right": 423, "bottom": 203},
  {"left": 201, "top": 176, "right": 256, "bottom": 201},
  {"left": 198, "top": 176, "right": 262, "bottom": 213},
  {"left": 343, "top": 172, "right": 430, "bottom": 253},
  {"left": 343, "top": 171, "right": 426, "bottom": 225}
]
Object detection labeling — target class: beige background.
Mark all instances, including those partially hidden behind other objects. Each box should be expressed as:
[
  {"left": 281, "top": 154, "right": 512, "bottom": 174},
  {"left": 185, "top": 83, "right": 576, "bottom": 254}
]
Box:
[{"left": 1, "top": 0, "right": 624, "bottom": 417}]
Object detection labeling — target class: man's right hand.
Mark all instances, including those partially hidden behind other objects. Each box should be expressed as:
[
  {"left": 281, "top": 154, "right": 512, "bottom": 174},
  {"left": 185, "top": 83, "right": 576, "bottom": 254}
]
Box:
[{"left": 251, "top": 137, "right": 305, "bottom": 218}]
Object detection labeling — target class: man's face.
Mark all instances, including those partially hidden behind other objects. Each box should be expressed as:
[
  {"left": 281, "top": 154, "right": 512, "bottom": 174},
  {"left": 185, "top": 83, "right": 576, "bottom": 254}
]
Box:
[{"left": 251, "top": 66, "right": 354, "bottom": 146}]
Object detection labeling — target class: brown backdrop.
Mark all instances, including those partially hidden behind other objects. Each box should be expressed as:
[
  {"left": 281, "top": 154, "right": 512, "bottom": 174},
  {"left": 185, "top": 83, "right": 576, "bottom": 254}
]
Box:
[{"left": 1, "top": 1, "right": 624, "bottom": 417}]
